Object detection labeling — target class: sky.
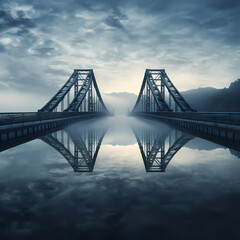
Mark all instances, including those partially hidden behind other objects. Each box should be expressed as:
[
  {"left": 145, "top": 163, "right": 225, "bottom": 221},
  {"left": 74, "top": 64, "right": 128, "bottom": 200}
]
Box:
[{"left": 0, "top": 0, "right": 240, "bottom": 111}]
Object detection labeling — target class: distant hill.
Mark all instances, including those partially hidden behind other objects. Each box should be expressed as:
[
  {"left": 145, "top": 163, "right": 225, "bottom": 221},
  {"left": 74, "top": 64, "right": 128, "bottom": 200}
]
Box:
[
  {"left": 182, "top": 79, "right": 240, "bottom": 112},
  {"left": 102, "top": 92, "right": 137, "bottom": 115},
  {"left": 102, "top": 79, "right": 240, "bottom": 115}
]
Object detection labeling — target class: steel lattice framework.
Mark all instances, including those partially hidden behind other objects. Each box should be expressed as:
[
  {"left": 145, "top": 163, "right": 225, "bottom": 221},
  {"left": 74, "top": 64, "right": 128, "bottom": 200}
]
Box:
[
  {"left": 41, "top": 127, "right": 107, "bottom": 172},
  {"left": 132, "top": 69, "right": 195, "bottom": 113},
  {"left": 133, "top": 127, "right": 193, "bottom": 172},
  {"left": 39, "top": 69, "right": 109, "bottom": 113}
]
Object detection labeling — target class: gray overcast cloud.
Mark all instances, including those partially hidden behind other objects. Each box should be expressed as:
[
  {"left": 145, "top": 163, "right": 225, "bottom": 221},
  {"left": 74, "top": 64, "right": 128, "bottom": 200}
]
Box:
[{"left": 0, "top": 0, "right": 239, "bottom": 111}]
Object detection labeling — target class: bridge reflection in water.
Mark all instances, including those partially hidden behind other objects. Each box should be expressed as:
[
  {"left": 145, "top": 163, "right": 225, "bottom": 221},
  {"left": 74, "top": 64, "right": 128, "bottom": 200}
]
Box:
[
  {"left": 41, "top": 125, "right": 107, "bottom": 172},
  {"left": 133, "top": 125, "right": 193, "bottom": 172}
]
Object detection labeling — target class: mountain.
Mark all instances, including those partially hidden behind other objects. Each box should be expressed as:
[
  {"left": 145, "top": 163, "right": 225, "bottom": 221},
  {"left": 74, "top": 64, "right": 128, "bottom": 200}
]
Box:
[
  {"left": 102, "top": 79, "right": 240, "bottom": 115},
  {"left": 181, "top": 79, "right": 240, "bottom": 112},
  {"left": 184, "top": 137, "right": 225, "bottom": 151}
]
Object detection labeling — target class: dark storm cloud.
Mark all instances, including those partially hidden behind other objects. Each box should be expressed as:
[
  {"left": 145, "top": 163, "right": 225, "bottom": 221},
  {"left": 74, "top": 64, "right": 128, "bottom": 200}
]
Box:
[
  {"left": 73, "top": 0, "right": 121, "bottom": 11},
  {"left": 104, "top": 7, "right": 128, "bottom": 29},
  {"left": 73, "top": 0, "right": 98, "bottom": 11},
  {"left": 105, "top": 14, "right": 124, "bottom": 29},
  {"left": 45, "top": 68, "right": 70, "bottom": 76},
  {"left": 0, "top": 44, "right": 5, "bottom": 52},
  {"left": 209, "top": 0, "right": 239, "bottom": 10},
  {"left": 0, "top": 9, "right": 35, "bottom": 32},
  {"left": 203, "top": 17, "right": 228, "bottom": 29},
  {"left": 28, "top": 38, "right": 60, "bottom": 58},
  {"left": 0, "top": 0, "right": 239, "bottom": 105},
  {"left": 124, "top": 0, "right": 240, "bottom": 46}
]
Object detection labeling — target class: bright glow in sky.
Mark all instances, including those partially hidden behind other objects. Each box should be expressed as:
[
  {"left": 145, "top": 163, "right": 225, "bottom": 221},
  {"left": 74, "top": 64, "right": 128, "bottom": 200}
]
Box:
[{"left": 0, "top": 0, "right": 239, "bottom": 111}]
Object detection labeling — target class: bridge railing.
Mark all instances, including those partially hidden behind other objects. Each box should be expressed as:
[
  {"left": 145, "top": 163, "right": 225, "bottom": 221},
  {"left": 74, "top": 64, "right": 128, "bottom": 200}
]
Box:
[
  {"left": 0, "top": 112, "right": 105, "bottom": 126},
  {"left": 135, "top": 112, "right": 240, "bottom": 126}
]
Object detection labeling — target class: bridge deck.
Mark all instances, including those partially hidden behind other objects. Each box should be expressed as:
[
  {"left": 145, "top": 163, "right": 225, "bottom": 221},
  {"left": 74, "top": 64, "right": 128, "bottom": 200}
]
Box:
[
  {"left": 131, "top": 112, "right": 240, "bottom": 150},
  {"left": 0, "top": 112, "right": 109, "bottom": 151}
]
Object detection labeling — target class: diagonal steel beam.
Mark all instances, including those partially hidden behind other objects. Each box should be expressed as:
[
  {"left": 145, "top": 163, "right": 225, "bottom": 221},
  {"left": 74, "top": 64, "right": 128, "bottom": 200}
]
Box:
[
  {"left": 132, "top": 70, "right": 171, "bottom": 113},
  {"left": 41, "top": 134, "right": 76, "bottom": 169},
  {"left": 146, "top": 70, "right": 171, "bottom": 111},
  {"left": 64, "top": 70, "right": 92, "bottom": 112},
  {"left": 161, "top": 135, "right": 193, "bottom": 171},
  {"left": 155, "top": 69, "right": 194, "bottom": 112},
  {"left": 39, "top": 71, "right": 78, "bottom": 112},
  {"left": 131, "top": 69, "right": 195, "bottom": 113}
]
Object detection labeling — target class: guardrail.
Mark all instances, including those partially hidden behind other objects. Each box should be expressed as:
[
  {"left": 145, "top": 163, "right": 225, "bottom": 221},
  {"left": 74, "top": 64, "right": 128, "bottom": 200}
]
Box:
[
  {"left": 0, "top": 111, "right": 110, "bottom": 151},
  {"left": 0, "top": 112, "right": 106, "bottom": 126},
  {"left": 132, "top": 112, "right": 240, "bottom": 126}
]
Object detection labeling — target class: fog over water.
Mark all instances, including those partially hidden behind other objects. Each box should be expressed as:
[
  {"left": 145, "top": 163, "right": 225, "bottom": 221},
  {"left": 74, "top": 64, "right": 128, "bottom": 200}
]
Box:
[
  {"left": 1, "top": 0, "right": 240, "bottom": 238},
  {"left": 0, "top": 117, "right": 240, "bottom": 240}
]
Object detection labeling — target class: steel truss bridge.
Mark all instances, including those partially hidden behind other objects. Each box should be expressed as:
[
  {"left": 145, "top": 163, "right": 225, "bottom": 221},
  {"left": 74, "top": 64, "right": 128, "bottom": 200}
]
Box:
[
  {"left": 0, "top": 69, "right": 111, "bottom": 151},
  {"left": 132, "top": 69, "right": 194, "bottom": 113},
  {"left": 132, "top": 126, "right": 193, "bottom": 172},
  {"left": 131, "top": 69, "right": 240, "bottom": 150},
  {"left": 39, "top": 69, "right": 108, "bottom": 113},
  {"left": 0, "top": 68, "right": 240, "bottom": 152},
  {"left": 41, "top": 125, "right": 107, "bottom": 172}
]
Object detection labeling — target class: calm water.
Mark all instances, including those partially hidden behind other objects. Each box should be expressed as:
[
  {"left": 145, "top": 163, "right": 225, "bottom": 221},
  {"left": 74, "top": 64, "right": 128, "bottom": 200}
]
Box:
[{"left": 0, "top": 117, "right": 240, "bottom": 240}]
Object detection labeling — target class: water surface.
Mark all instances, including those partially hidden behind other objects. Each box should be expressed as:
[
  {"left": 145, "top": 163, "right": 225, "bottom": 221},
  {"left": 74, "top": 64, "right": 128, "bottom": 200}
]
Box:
[{"left": 0, "top": 117, "right": 240, "bottom": 240}]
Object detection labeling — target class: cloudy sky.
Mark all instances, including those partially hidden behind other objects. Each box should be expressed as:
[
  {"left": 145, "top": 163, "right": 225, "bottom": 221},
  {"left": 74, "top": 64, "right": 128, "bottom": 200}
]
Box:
[{"left": 0, "top": 0, "right": 239, "bottom": 111}]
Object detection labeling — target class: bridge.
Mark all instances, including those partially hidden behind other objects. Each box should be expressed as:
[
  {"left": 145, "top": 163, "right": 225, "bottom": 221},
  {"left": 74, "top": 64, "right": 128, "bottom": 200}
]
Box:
[
  {"left": 1, "top": 68, "right": 240, "bottom": 152},
  {"left": 41, "top": 124, "right": 107, "bottom": 172},
  {"left": 0, "top": 69, "right": 111, "bottom": 151},
  {"left": 131, "top": 69, "right": 240, "bottom": 150},
  {"left": 42, "top": 122, "right": 192, "bottom": 173},
  {"left": 132, "top": 125, "right": 193, "bottom": 172}
]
